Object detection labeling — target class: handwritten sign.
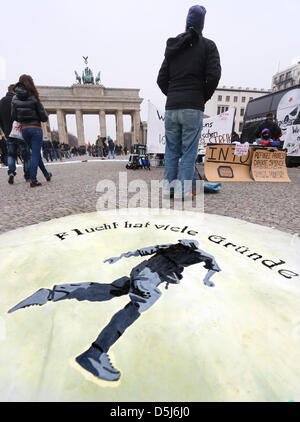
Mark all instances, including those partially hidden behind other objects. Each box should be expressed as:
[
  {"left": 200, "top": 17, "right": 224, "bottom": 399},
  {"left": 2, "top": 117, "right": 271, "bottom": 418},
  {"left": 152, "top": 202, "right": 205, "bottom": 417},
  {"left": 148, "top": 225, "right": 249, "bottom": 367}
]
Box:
[
  {"left": 251, "top": 150, "right": 291, "bottom": 182},
  {"left": 199, "top": 108, "right": 235, "bottom": 152},
  {"left": 234, "top": 143, "right": 249, "bottom": 157},
  {"left": 204, "top": 145, "right": 253, "bottom": 182}
]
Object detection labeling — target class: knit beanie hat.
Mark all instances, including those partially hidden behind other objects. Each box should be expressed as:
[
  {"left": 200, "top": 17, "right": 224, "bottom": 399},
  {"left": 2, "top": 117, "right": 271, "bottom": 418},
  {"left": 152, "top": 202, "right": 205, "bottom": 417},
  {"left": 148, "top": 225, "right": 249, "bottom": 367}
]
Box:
[
  {"left": 262, "top": 129, "right": 271, "bottom": 139},
  {"left": 186, "top": 5, "right": 206, "bottom": 33}
]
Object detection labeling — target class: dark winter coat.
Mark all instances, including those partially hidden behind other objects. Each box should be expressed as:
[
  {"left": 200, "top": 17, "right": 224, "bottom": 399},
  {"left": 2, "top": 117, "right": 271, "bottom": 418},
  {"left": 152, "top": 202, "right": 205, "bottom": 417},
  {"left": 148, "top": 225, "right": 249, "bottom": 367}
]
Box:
[
  {"left": 108, "top": 139, "right": 115, "bottom": 150},
  {"left": 0, "top": 92, "right": 14, "bottom": 138},
  {"left": 255, "top": 119, "right": 281, "bottom": 140},
  {"left": 157, "top": 28, "right": 221, "bottom": 111},
  {"left": 11, "top": 83, "right": 48, "bottom": 128}
]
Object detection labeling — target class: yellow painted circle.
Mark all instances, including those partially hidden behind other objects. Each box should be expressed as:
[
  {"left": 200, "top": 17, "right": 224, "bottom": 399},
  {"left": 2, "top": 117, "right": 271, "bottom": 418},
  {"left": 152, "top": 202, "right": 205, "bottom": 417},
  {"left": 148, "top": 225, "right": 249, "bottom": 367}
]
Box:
[{"left": 0, "top": 210, "right": 299, "bottom": 402}]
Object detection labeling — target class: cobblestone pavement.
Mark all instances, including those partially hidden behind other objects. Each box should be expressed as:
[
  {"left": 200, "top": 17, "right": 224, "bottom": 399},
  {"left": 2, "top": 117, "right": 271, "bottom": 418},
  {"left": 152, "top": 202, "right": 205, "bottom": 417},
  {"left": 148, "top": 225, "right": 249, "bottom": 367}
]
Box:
[{"left": 0, "top": 156, "right": 299, "bottom": 235}]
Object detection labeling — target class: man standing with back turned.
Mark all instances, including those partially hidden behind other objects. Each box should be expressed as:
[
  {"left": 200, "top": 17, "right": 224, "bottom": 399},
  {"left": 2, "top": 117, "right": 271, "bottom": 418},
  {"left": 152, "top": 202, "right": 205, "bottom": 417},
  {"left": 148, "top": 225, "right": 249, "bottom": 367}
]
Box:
[{"left": 157, "top": 5, "right": 221, "bottom": 199}]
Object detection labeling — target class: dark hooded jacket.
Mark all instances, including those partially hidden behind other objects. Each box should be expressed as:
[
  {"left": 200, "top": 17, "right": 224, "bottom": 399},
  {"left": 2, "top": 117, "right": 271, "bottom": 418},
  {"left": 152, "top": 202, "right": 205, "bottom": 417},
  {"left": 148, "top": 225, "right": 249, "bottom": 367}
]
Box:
[
  {"left": 11, "top": 83, "right": 48, "bottom": 128},
  {"left": 255, "top": 119, "right": 281, "bottom": 140},
  {"left": 0, "top": 92, "right": 14, "bottom": 138},
  {"left": 157, "top": 28, "right": 221, "bottom": 111}
]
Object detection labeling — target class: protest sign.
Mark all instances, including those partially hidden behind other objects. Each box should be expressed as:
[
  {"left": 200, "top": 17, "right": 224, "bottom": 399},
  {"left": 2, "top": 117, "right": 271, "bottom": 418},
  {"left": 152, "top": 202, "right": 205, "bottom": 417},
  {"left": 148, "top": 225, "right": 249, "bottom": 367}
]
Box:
[
  {"left": 147, "top": 101, "right": 165, "bottom": 154},
  {"left": 234, "top": 143, "right": 249, "bottom": 156},
  {"left": 251, "top": 149, "right": 291, "bottom": 182},
  {"left": 147, "top": 102, "right": 235, "bottom": 154},
  {"left": 199, "top": 108, "right": 235, "bottom": 153},
  {"left": 204, "top": 145, "right": 253, "bottom": 182},
  {"left": 283, "top": 125, "right": 300, "bottom": 157}
]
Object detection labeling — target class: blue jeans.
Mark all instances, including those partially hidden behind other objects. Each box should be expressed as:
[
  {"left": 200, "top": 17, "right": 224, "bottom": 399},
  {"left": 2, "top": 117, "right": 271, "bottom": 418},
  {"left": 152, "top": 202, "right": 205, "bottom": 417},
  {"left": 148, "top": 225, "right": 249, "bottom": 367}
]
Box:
[
  {"left": 7, "top": 137, "right": 31, "bottom": 180},
  {"left": 22, "top": 128, "right": 49, "bottom": 182},
  {"left": 164, "top": 109, "right": 203, "bottom": 194},
  {"left": 108, "top": 149, "right": 115, "bottom": 159},
  {"left": 54, "top": 148, "right": 61, "bottom": 160}
]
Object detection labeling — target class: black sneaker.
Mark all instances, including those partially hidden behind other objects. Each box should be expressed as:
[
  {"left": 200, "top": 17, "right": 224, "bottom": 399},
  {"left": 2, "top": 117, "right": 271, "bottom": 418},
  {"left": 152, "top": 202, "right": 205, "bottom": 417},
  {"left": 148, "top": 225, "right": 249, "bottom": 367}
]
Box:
[
  {"left": 30, "top": 181, "right": 42, "bottom": 188},
  {"left": 76, "top": 347, "right": 121, "bottom": 381},
  {"left": 45, "top": 172, "right": 52, "bottom": 182},
  {"left": 8, "top": 175, "right": 14, "bottom": 184}
]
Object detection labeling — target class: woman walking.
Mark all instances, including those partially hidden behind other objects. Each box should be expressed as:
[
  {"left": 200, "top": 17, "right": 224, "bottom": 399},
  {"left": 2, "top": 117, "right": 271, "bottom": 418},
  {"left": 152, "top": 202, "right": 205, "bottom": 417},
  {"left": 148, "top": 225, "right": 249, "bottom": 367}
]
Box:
[{"left": 11, "top": 75, "right": 52, "bottom": 187}]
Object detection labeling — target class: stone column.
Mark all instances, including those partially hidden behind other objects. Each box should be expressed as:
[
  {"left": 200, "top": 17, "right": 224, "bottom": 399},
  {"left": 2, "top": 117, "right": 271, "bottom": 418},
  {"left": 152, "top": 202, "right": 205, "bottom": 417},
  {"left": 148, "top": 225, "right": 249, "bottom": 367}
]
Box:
[
  {"left": 131, "top": 109, "right": 141, "bottom": 145},
  {"left": 75, "top": 110, "right": 85, "bottom": 145},
  {"left": 46, "top": 119, "right": 52, "bottom": 139},
  {"left": 41, "top": 122, "right": 48, "bottom": 139},
  {"left": 115, "top": 110, "right": 124, "bottom": 146},
  {"left": 56, "top": 110, "right": 68, "bottom": 144},
  {"left": 142, "top": 122, "right": 147, "bottom": 145},
  {"left": 99, "top": 110, "right": 107, "bottom": 138}
]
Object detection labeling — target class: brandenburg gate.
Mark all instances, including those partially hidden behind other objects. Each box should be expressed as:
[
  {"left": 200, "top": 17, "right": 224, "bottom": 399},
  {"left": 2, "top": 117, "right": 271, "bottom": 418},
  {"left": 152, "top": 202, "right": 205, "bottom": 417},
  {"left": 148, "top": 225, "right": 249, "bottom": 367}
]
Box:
[
  {"left": 37, "top": 58, "right": 144, "bottom": 146},
  {"left": 38, "top": 84, "right": 143, "bottom": 146}
]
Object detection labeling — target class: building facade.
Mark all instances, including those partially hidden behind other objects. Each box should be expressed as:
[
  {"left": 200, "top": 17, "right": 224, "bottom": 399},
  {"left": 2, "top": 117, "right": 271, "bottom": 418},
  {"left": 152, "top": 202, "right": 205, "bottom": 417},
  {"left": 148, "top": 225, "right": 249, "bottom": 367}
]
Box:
[
  {"left": 272, "top": 62, "right": 300, "bottom": 92},
  {"left": 204, "top": 86, "right": 270, "bottom": 135}
]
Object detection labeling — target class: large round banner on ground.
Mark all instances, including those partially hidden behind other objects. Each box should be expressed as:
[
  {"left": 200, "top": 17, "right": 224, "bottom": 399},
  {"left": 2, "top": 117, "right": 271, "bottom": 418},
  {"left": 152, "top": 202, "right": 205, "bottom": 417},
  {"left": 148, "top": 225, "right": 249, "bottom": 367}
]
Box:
[{"left": 0, "top": 209, "right": 299, "bottom": 402}]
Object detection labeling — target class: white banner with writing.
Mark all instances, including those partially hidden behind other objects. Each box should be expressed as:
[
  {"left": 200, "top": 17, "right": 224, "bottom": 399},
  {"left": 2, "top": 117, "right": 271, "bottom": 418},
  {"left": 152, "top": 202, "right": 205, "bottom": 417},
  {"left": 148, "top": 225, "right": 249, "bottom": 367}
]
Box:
[
  {"left": 284, "top": 125, "right": 300, "bottom": 157},
  {"left": 198, "top": 107, "right": 236, "bottom": 152},
  {"left": 146, "top": 103, "right": 235, "bottom": 154},
  {"left": 147, "top": 101, "right": 166, "bottom": 154}
]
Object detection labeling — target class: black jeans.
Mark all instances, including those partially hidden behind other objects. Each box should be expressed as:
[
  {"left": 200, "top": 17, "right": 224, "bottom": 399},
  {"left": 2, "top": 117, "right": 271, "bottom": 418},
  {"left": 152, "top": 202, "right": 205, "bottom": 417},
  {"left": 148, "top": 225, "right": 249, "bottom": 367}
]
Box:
[{"left": 7, "top": 137, "right": 31, "bottom": 179}]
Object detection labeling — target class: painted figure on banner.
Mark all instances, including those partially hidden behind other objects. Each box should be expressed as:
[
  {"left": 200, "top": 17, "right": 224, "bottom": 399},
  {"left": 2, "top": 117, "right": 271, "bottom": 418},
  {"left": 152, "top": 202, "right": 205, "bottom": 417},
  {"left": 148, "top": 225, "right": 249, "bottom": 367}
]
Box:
[{"left": 8, "top": 240, "right": 221, "bottom": 382}]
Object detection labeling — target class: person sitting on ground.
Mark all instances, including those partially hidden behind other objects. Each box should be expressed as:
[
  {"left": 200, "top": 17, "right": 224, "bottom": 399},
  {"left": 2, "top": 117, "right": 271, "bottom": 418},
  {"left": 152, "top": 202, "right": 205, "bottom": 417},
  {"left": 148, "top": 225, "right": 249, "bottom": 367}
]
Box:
[
  {"left": 255, "top": 113, "right": 281, "bottom": 141},
  {"left": 231, "top": 131, "right": 240, "bottom": 143},
  {"left": 255, "top": 128, "right": 272, "bottom": 146}
]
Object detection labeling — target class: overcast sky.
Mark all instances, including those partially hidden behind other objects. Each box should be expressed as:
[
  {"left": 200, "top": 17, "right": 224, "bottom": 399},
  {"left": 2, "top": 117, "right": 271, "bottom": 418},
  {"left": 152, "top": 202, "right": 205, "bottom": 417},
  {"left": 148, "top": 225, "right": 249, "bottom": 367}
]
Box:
[{"left": 1, "top": 0, "right": 299, "bottom": 142}]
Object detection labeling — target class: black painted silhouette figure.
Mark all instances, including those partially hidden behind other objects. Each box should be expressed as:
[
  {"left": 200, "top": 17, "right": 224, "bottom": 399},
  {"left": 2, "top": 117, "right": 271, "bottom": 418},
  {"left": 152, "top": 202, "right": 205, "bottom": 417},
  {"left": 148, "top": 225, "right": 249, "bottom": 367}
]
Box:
[{"left": 8, "top": 239, "right": 221, "bottom": 382}]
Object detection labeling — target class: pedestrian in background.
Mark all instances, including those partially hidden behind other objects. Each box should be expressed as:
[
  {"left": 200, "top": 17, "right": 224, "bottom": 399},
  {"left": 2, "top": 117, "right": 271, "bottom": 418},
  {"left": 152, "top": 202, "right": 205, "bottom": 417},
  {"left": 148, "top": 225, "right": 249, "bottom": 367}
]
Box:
[
  {"left": 7, "top": 121, "right": 31, "bottom": 184},
  {"left": 52, "top": 139, "right": 61, "bottom": 161},
  {"left": 42, "top": 138, "right": 53, "bottom": 163},
  {"left": 107, "top": 136, "right": 115, "bottom": 159},
  {"left": 11, "top": 75, "right": 52, "bottom": 187},
  {"left": 157, "top": 5, "right": 221, "bottom": 199},
  {"left": 0, "top": 84, "right": 16, "bottom": 167},
  {"left": 0, "top": 135, "right": 8, "bottom": 166},
  {"left": 0, "top": 84, "right": 15, "bottom": 138}
]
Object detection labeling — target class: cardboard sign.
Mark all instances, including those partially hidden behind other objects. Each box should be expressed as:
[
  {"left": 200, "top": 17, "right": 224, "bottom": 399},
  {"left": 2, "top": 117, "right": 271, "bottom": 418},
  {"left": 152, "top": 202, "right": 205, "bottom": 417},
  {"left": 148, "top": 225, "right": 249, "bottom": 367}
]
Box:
[
  {"left": 204, "top": 145, "right": 253, "bottom": 182},
  {"left": 251, "top": 149, "right": 291, "bottom": 182}
]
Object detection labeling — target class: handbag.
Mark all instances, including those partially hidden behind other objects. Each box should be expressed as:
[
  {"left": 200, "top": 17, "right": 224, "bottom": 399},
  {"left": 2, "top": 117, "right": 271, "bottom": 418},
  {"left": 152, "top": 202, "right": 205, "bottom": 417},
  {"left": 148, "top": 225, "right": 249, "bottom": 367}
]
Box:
[{"left": 9, "top": 121, "right": 24, "bottom": 140}]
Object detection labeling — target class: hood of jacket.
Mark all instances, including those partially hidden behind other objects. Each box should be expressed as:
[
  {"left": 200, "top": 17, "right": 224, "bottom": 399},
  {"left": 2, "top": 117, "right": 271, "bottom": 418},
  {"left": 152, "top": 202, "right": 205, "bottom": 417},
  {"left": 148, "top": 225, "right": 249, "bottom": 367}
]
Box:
[
  {"left": 165, "top": 27, "right": 199, "bottom": 59},
  {"left": 14, "top": 82, "right": 29, "bottom": 101},
  {"left": 186, "top": 5, "right": 206, "bottom": 33}
]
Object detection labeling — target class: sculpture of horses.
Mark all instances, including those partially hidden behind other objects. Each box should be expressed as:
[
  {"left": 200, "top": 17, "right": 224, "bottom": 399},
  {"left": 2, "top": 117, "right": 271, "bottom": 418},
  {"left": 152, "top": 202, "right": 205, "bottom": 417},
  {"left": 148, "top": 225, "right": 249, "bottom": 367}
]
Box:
[
  {"left": 74, "top": 71, "right": 81, "bottom": 84},
  {"left": 95, "top": 72, "right": 101, "bottom": 85}
]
